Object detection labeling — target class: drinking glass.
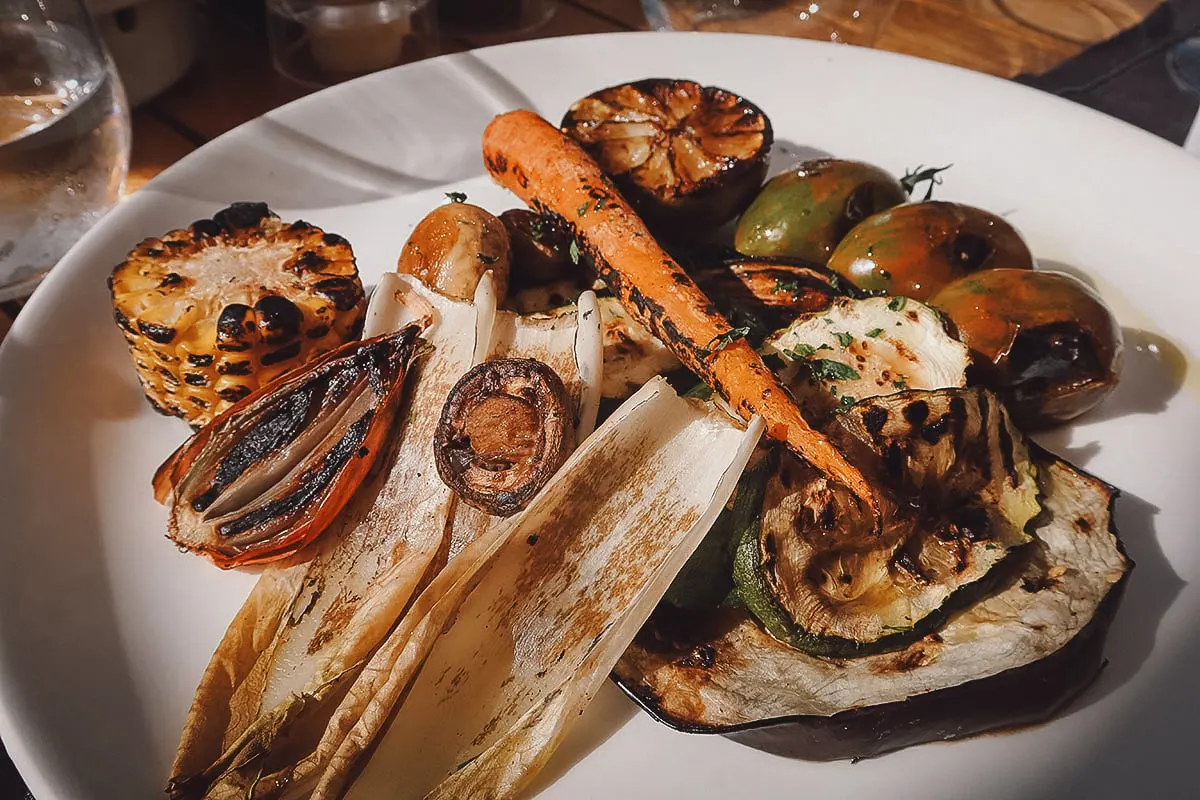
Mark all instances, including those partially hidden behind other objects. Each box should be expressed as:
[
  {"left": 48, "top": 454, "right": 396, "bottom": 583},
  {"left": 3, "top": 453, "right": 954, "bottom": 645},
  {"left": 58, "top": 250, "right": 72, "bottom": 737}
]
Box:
[
  {"left": 0, "top": 0, "right": 130, "bottom": 302},
  {"left": 641, "top": 0, "right": 900, "bottom": 47},
  {"left": 267, "top": 0, "right": 440, "bottom": 88}
]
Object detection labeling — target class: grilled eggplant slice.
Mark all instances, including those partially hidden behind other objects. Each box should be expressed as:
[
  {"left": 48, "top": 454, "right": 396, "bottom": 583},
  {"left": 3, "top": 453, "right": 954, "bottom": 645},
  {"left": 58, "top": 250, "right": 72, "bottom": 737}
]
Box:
[
  {"left": 109, "top": 202, "right": 366, "bottom": 428},
  {"left": 614, "top": 450, "right": 1130, "bottom": 760},
  {"left": 154, "top": 326, "right": 422, "bottom": 568}
]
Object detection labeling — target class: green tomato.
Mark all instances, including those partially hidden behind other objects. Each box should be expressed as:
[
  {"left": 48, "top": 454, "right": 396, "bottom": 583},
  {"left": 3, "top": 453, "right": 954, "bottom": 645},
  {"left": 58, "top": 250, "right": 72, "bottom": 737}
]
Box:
[{"left": 734, "top": 159, "right": 907, "bottom": 263}]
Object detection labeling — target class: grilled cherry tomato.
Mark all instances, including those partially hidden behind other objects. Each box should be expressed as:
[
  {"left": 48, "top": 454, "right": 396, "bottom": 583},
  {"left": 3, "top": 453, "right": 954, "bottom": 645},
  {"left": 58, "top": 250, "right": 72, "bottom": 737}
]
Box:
[
  {"left": 561, "top": 79, "right": 773, "bottom": 235},
  {"left": 931, "top": 269, "right": 1122, "bottom": 428},
  {"left": 734, "top": 159, "right": 907, "bottom": 263},
  {"left": 827, "top": 201, "right": 1034, "bottom": 299}
]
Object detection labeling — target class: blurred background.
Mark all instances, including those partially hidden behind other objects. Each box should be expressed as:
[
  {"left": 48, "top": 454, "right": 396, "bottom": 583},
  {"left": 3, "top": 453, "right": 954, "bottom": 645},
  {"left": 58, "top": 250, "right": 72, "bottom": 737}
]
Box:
[{"left": 64, "top": 0, "right": 1200, "bottom": 192}]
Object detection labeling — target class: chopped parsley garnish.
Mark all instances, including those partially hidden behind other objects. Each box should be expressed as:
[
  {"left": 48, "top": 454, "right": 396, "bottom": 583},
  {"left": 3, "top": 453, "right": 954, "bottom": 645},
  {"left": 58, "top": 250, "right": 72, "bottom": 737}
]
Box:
[
  {"left": 774, "top": 279, "right": 802, "bottom": 296},
  {"left": 568, "top": 239, "right": 581, "bottom": 265},
  {"left": 594, "top": 196, "right": 608, "bottom": 211},
  {"left": 866, "top": 328, "right": 885, "bottom": 338},
  {"left": 683, "top": 382, "right": 715, "bottom": 400},
  {"left": 445, "top": 191, "right": 467, "bottom": 203},
  {"left": 478, "top": 253, "right": 499, "bottom": 264},
  {"left": 892, "top": 375, "right": 909, "bottom": 390},
  {"left": 808, "top": 359, "right": 861, "bottom": 382},
  {"left": 834, "top": 331, "right": 854, "bottom": 348},
  {"left": 818, "top": 343, "right": 834, "bottom": 351},
  {"left": 887, "top": 296, "right": 908, "bottom": 312},
  {"left": 529, "top": 217, "right": 546, "bottom": 240},
  {"left": 576, "top": 201, "right": 590, "bottom": 217},
  {"left": 789, "top": 343, "right": 817, "bottom": 359},
  {"left": 705, "top": 326, "right": 752, "bottom": 356}
]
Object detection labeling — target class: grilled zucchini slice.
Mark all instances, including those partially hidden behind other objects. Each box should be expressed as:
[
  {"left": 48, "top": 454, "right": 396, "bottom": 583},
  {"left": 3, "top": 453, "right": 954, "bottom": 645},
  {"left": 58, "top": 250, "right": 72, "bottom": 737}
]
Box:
[
  {"left": 109, "top": 202, "right": 366, "bottom": 428},
  {"left": 733, "top": 387, "right": 1040, "bottom": 658}
]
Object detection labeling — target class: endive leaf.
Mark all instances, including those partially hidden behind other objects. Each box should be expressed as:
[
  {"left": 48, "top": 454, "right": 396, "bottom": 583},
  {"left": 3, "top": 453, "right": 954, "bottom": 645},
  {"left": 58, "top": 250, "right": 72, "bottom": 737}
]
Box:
[
  {"left": 167, "top": 274, "right": 493, "bottom": 799},
  {"left": 168, "top": 273, "right": 601, "bottom": 800},
  {"left": 252, "top": 291, "right": 606, "bottom": 797},
  {"left": 308, "top": 378, "right": 763, "bottom": 800}
]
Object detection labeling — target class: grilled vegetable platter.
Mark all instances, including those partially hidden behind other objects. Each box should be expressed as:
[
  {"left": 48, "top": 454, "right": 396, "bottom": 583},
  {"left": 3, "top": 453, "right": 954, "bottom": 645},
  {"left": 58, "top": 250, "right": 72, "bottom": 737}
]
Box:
[{"left": 102, "top": 77, "right": 1132, "bottom": 799}]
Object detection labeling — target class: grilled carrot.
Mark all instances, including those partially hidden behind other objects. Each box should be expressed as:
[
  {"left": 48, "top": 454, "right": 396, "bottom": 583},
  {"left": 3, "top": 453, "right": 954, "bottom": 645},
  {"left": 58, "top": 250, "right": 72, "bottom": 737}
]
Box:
[{"left": 482, "top": 109, "right": 876, "bottom": 514}]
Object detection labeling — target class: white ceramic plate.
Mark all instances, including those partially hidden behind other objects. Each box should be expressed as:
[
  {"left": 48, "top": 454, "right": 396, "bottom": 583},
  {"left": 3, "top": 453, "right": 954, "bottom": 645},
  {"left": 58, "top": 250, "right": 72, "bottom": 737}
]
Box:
[{"left": 1, "top": 32, "right": 1198, "bottom": 800}]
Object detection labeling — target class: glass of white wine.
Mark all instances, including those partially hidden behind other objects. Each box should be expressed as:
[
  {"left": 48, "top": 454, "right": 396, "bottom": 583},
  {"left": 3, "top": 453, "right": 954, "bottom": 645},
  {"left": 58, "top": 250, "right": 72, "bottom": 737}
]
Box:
[{"left": 0, "top": 0, "right": 130, "bottom": 302}]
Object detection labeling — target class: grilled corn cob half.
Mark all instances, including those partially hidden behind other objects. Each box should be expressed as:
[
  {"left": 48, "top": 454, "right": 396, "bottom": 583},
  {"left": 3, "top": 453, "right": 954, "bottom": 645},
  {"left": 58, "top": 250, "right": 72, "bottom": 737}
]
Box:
[{"left": 108, "top": 202, "right": 367, "bottom": 428}]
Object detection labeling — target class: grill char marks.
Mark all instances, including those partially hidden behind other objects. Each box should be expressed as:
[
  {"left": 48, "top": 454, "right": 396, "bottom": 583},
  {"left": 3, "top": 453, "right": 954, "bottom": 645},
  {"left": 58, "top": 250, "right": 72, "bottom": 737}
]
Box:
[{"left": 161, "top": 327, "right": 421, "bottom": 568}]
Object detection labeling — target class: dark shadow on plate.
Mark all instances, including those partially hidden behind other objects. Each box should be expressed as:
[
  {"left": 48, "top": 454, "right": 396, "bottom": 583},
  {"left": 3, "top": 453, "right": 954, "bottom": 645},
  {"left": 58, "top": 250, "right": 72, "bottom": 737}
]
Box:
[
  {"left": 767, "top": 139, "right": 834, "bottom": 178},
  {"left": 1078, "top": 328, "right": 1187, "bottom": 425},
  {"left": 0, "top": 312, "right": 158, "bottom": 797},
  {"left": 448, "top": 49, "right": 540, "bottom": 115},
  {"left": 524, "top": 680, "right": 638, "bottom": 797},
  {"left": 1063, "top": 488, "right": 1185, "bottom": 716},
  {"left": 1034, "top": 628, "right": 1200, "bottom": 798},
  {"left": 1030, "top": 435, "right": 1103, "bottom": 470}
]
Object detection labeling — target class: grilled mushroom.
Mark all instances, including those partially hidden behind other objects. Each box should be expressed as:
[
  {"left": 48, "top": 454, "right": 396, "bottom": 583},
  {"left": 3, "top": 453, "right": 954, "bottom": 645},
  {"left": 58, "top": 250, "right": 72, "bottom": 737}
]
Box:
[
  {"left": 109, "top": 202, "right": 366, "bottom": 428},
  {"left": 561, "top": 78, "right": 773, "bottom": 234},
  {"left": 434, "top": 357, "right": 574, "bottom": 516}
]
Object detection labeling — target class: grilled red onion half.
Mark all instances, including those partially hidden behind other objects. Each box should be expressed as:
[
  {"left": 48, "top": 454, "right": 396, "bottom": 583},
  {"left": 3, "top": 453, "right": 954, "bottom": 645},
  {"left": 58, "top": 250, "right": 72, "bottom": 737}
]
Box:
[{"left": 152, "top": 325, "right": 423, "bottom": 568}]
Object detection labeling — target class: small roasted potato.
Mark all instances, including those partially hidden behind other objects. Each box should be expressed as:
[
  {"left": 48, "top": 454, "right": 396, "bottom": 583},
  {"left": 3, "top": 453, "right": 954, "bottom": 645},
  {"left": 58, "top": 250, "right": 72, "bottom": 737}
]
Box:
[{"left": 397, "top": 200, "right": 510, "bottom": 301}]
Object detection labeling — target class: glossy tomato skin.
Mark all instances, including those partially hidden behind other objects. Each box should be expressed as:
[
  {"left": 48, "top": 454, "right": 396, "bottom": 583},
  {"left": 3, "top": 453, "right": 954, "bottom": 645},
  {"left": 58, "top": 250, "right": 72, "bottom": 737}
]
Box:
[
  {"left": 734, "top": 159, "right": 907, "bottom": 263},
  {"left": 931, "top": 269, "right": 1123, "bottom": 428},
  {"left": 827, "top": 201, "right": 1035, "bottom": 299}
]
